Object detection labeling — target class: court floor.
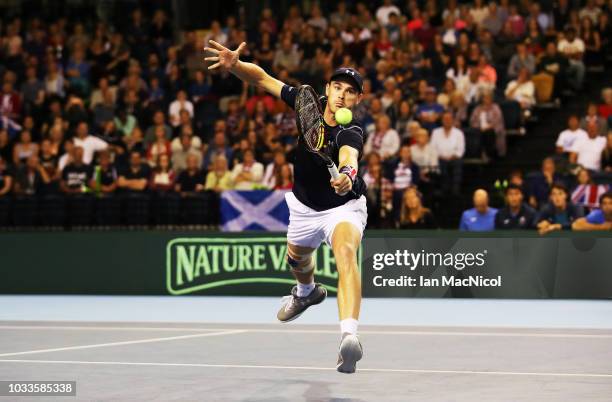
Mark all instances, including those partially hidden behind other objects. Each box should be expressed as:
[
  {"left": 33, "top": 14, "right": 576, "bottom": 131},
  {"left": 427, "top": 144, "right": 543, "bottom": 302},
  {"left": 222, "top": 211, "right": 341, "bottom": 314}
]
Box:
[{"left": 1, "top": 319, "right": 611, "bottom": 401}]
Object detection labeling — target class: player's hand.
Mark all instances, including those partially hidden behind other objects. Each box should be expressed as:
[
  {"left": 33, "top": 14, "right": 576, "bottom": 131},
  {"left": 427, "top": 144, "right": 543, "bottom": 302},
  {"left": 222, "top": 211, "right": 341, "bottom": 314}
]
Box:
[
  {"left": 330, "top": 174, "right": 352, "bottom": 196},
  {"left": 204, "top": 40, "right": 246, "bottom": 71}
]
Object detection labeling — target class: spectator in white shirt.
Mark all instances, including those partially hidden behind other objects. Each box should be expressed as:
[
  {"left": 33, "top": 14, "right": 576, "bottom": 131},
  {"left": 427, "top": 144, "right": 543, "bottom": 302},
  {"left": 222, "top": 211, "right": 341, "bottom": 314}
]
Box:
[
  {"left": 73, "top": 121, "right": 108, "bottom": 165},
  {"left": 556, "top": 115, "right": 588, "bottom": 154},
  {"left": 168, "top": 90, "right": 194, "bottom": 127},
  {"left": 431, "top": 112, "right": 465, "bottom": 195},
  {"left": 557, "top": 27, "right": 585, "bottom": 90},
  {"left": 364, "top": 114, "right": 400, "bottom": 160},
  {"left": 231, "top": 149, "right": 264, "bottom": 190},
  {"left": 376, "top": 0, "right": 401, "bottom": 25},
  {"left": 504, "top": 68, "right": 536, "bottom": 110},
  {"left": 410, "top": 128, "right": 439, "bottom": 178},
  {"left": 570, "top": 121, "right": 607, "bottom": 171}
]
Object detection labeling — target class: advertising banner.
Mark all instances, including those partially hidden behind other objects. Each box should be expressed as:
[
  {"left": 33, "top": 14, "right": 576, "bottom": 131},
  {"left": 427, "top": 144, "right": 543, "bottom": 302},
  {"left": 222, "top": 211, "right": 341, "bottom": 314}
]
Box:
[{"left": 0, "top": 231, "right": 610, "bottom": 298}]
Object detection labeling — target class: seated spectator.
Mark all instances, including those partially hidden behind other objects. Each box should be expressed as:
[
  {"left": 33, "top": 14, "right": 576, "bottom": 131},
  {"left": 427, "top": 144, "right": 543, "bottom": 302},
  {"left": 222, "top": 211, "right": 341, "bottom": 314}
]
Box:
[
  {"left": 0, "top": 156, "right": 12, "bottom": 197},
  {"left": 476, "top": 55, "right": 497, "bottom": 87},
  {"left": 93, "top": 91, "right": 116, "bottom": 131},
  {"left": 397, "top": 186, "right": 436, "bottom": 229},
  {"left": 89, "top": 150, "right": 118, "bottom": 195},
  {"left": 537, "top": 41, "right": 569, "bottom": 98},
  {"left": 149, "top": 154, "right": 176, "bottom": 193},
  {"left": 1, "top": 80, "right": 22, "bottom": 123},
  {"left": 556, "top": 115, "right": 588, "bottom": 154},
  {"left": 114, "top": 109, "right": 137, "bottom": 138},
  {"left": 603, "top": 132, "right": 612, "bottom": 172},
  {"left": 572, "top": 192, "right": 612, "bottom": 231},
  {"left": 274, "top": 163, "right": 293, "bottom": 190},
  {"left": 580, "top": 16, "right": 602, "bottom": 67},
  {"left": 73, "top": 121, "right": 108, "bottom": 165},
  {"left": 12, "top": 130, "right": 39, "bottom": 167},
  {"left": 580, "top": 102, "right": 608, "bottom": 137},
  {"left": 168, "top": 89, "right": 194, "bottom": 127},
  {"left": 205, "top": 154, "right": 233, "bottom": 192},
  {"left": 13, "top": 154, "right": 50, "bottom": 195},
  {"left": 431, "top": 112, "right": 464, "bottom": 195},
  {"left": 557, "top": 27, "right": 585, "bottom": 91},
  {"left": 117, "top": 151, "right": 150, "bottom": 194},
  {"left": 410, "top": 128, "right": 439, "bottom": 179},
  {"left": 457, "top": 67, "right": 488, "bottom": 104},
  {"left": 598, "top": 88, "right": 612, "bottom": 124},
  {"left": 171, "top": 131, "right": 202, "bottom": 173},
  {"left": 570, "top": 168, "right": 609, "bottom": 212},
  {"left": 230, "top": 149, "right": 264, "bottom": 190},
  {"left": 507, "top": 42, "right": 536, "bottom": 79},
  {"left": 203, "top": 131, "right": 233, "bottom": 171},
  {"left": 393, "top": 100, "right": 414, "bottom": 138},
  {"left": 536, "top": 183, "right": 584, "bottom": 235},
  {"left": 146, "top": 125, "right": 172, "bottom": 167},
  {"left": 0, "top": 129, "right": 11, "bottom": 163},
  {"left": 459, "top": 189, "right": 498, "bottom": 232},
  {"left": 144, "top": 110, "right": 173, "bottom": 147},
  {"left": 364, "top": 115, "right": 400, "bottom": 160},
  {"left": 469, "top": 91, "right": 506, "bottom": 159},
  {"left": 415, "top": 87, "right": 444, "bottom": 132},
  {"left": 446, "top": 54, "right": 469, "bottom": 86},
  {"left": 504, "top": 68, "right": 535, "bottom": 110},
  {"left": 175, "top": 153, "right": 205, "bottom": 195},
  {"left": 363, "top": 155, "right": 393, "bottom": 228},
  {"left": 527, "top": 157, "right": 564, "bottom": 209},
  {"left": 263, "top": 151, "right": 293, "bottom": 189},
  {"left": 387, "top": 144, "right": 420, "bottom": 213},
  {"left": 494, "top": 184, "right": 537, "bottom": 229},
  {"left": 569, "top": 121, "right": 607, "bottom": 171},
  {"left": 60, "top": 146, "right": 92, "bottom": 194}
]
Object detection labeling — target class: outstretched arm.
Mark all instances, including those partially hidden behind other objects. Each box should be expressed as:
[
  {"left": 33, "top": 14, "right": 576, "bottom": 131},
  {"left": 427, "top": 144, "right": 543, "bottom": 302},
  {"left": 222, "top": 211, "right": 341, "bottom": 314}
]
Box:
[{"left": 205, "top": 40, "right": 286, "bottom": 99}]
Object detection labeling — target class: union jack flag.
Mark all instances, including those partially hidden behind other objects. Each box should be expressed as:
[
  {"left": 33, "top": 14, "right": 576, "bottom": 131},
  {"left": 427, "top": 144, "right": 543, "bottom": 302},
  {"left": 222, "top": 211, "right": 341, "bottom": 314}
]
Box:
[{"left": 571, "top": 184, "right": 610, "bottom": 208}]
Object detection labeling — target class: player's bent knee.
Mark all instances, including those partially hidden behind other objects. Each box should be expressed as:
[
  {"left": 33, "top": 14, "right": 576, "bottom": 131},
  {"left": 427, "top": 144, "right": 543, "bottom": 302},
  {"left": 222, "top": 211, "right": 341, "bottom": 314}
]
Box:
[
  {"left": 287, "top": 251, "right": 315, "bottom": 274},
  {"left": 334, "top": 243, "right": 357, "bottom": 265}
]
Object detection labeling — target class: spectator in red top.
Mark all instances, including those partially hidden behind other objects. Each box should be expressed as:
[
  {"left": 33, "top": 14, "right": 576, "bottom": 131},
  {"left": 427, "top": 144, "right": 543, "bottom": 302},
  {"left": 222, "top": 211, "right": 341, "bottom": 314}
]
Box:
[
  {"left": 414, "top": 12, "right": 437, "bottom": 50},
  {"left": 149, "top": 154, "right": 176, "bottom": 193},
  {"left": 274, "top": 163, "right": 293, "bottom": 190},
  {"left": 146, "top": 125, "right": 172, "bottom": 167},
  {"left": 1, "top": 80, "right": 21, "bottom": 122},
  {"left": 598, "top": 88, "right": 612, "bottom": 122},
  {"left": 245, "top": 86, "right": 275, "bottom": 116}
]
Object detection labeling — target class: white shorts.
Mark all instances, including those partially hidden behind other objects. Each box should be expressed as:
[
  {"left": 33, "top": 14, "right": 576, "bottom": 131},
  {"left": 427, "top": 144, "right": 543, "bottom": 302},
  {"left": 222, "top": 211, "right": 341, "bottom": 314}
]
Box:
[{"left": 285, "top": 191, "right": 368, "bottom": 249}]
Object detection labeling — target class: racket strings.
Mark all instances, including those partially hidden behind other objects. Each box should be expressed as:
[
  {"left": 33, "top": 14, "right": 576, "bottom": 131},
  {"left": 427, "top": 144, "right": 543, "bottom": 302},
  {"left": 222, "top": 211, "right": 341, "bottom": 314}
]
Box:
[{"left": 296, "top": 91, "right": 325, "bottom": 151}]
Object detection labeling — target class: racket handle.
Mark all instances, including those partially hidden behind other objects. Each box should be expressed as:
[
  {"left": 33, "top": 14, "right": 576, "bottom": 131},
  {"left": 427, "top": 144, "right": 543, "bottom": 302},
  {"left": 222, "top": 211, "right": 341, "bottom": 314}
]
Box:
[
  {"left": 328, "top": 163, "right": 340, "bottom": 180},
  {"left": 328, "top": 163, "right": 350, "bottom": 196}
]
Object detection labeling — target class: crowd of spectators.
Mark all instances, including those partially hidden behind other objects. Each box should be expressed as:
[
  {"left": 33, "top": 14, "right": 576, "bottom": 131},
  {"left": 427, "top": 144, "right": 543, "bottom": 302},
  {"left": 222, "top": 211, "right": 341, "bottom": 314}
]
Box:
[{"left": 0, "top": 1, "right": 611, "bottom": 230}]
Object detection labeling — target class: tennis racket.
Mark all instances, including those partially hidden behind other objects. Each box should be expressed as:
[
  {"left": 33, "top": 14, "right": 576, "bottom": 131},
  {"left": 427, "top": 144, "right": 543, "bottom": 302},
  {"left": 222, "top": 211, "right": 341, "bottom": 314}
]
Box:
[{"left": 294, "top": 85, "right": 341, "bottom": 181}]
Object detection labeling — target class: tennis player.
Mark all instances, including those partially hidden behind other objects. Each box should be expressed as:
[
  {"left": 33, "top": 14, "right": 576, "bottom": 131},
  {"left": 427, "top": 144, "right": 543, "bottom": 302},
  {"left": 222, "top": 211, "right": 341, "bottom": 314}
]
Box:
[{"left": 205, "top": 40, "right": 367, "bottom": 373}]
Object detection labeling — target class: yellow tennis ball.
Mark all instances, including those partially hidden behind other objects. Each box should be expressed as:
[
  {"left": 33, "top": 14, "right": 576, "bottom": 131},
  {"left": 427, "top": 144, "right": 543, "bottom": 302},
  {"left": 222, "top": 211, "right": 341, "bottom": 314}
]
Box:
[{"left": 335, "top": 107, "right": 352, "bottom": 125}]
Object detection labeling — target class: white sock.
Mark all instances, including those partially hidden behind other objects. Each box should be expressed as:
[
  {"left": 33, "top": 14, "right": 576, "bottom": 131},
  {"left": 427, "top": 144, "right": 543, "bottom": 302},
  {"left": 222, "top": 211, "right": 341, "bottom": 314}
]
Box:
[
  {"left": 340, "top": 318, "right": 359, "bottom": 335},
  {"left": 296, "top": 281, "right": 315, "bottom": 297}
]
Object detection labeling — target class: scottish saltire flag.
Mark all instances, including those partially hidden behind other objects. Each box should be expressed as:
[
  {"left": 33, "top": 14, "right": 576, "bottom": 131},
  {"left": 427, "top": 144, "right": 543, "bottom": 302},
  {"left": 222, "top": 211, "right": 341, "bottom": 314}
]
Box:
[
  {"left": 571, "top": 184, "right": 610, "bottom": 208},
  {"left": 221, "top": 190, "right": 290, "bottom": 231}
]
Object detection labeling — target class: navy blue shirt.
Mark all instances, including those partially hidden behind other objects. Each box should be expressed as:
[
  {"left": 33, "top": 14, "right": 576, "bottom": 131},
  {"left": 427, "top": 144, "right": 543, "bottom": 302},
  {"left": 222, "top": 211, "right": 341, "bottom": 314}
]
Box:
[{"left": 281, "top": 84, "right": 366, "bottom": 211}]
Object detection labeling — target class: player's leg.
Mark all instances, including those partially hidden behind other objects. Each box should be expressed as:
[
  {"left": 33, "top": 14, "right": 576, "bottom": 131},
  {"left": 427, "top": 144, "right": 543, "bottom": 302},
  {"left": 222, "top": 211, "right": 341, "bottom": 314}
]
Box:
[
  {"left": 276, "top": 242, "right": 327, "bottom": 322},
  {"left": 330, "top": 221, "right": 364, "bottom": 374},
  {"left": 330, "top": 222, "right": 362, "bottom": 328}
]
